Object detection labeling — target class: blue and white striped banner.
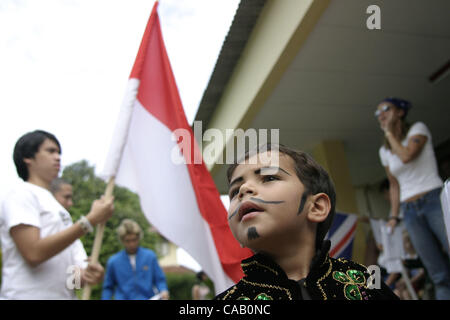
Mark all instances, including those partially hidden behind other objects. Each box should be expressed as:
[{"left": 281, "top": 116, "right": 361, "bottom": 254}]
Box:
[{"left": 325, "top": 212, "right": 358, "bottom": 260}]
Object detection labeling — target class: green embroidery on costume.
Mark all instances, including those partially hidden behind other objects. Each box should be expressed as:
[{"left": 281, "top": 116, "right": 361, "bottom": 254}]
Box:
[
  {"left": 345, "top": 284, "right": 362, "bottom": 300},
  {"left": 347, "top": 269, "right": 365, "bottom": 284},
  {"left": 255, "top": 293, "right": 273, "bottom": 300},
  {"left": 332, "top": 270, "right": 367, "bottom": 300},
  {"left": 333, "top": 271, "right": 349, "bottom": 283},
  {"left": 237, "top": 296, "right": 251, "bottom": 300}
]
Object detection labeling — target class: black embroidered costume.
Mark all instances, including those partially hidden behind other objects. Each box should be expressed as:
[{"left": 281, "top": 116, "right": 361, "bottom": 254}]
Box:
[{"left": 215, "top": 240, "right": 398, "bottom": 300}]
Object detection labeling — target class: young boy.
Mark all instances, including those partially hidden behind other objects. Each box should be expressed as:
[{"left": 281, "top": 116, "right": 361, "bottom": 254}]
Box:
[{"left": 215, "top": 144, "right": 398, "bottom": 300}]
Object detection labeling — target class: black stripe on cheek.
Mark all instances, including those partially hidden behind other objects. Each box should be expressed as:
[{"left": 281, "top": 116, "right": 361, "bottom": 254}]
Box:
[
  {"left": 228, "top": 205, "right": 240, "bottom": 221},
  {"left": 297, "top": 192, "right": 308, "bottom": 215},
  {"left": 250, "top": 197, "right": 285, "bottom": 205}
]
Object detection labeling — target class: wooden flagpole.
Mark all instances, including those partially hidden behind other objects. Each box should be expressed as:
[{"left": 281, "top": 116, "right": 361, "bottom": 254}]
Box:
[
  {"left": 81, "top": 0, "right": 160, "bottom": 300},
  {"left": 82, "top": 176, "right": 116, "bottom": 300}
]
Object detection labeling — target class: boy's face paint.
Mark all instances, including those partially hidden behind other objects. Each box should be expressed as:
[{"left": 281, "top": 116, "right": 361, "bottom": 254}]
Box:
[
  {"left": 247, "top": 227, "right": 260, "bottom": 240},
  {"left": 228, "top": 197, "right": 285, "bottom": 221},
  {"left": 227, "top": 151, "right": 309, "bottom": 252},
  {"left": 228, "top": 192, "right": 307, "bottom": 221},
  {"left": 297, "top": 192, "right": 308, "bottom": 215}
]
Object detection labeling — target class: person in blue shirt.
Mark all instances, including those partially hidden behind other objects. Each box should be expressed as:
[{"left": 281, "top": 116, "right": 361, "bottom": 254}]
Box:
[{"left": 101, "top": 219, "right": 169, "bottom": 300}]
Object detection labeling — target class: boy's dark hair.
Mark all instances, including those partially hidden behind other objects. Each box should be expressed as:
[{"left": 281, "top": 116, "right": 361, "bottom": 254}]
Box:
[
  {"left": 13, "top": 130, "right": 61, "bottom": 181},
  {"left": 226, "top": 143, "right": 336, "bottom": 250}
]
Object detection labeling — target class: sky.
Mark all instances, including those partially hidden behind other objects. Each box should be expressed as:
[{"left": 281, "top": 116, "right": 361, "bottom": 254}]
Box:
[
  {"left": 0, "top": 0, "right": 240, "bottom": 197},
  {"left": 0, "top": 0, "right": 239, "bottom": 270}
]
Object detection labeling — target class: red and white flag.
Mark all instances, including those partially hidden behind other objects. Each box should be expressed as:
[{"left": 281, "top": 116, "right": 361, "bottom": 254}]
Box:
[{"left": 102, "top": 2, "right": 252, "bottom": 293}]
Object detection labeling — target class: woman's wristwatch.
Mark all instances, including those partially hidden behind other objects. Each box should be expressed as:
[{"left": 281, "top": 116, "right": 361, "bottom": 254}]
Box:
[{"left": 388, "top": 216, "right": 401, "bottom": 222}]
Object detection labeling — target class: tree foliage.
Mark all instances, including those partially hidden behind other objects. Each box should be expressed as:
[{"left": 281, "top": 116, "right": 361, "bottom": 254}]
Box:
[
  {"left": 62, "top": 160, "right": 164, "bottom": 300},
  {"left": 165, "top": 273, "right": 197, "bottom": 300}
]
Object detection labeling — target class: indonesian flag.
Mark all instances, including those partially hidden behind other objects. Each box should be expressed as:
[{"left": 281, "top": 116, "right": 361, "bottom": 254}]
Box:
[{"left": 102, "top": 2, "right": 252, "bottom": 293}]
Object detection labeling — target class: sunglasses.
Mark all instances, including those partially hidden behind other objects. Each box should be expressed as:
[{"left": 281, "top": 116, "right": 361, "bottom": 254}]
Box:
[{"left": 374, "top": 105, "right": 391, "bottom": 117}]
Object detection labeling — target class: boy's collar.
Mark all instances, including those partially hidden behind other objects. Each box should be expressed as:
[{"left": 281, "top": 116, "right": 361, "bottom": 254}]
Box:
[
  {"left": 241, "top": 252, "right": 287, "bottom": 279},
  {"left": 241, "top": 240, "right": 332, "bottom": 280}
]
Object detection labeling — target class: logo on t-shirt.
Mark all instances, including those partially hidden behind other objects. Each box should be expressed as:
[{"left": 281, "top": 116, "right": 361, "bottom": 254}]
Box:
[{"left": 59, "top": 211, "right": 72, "bottom": 226}]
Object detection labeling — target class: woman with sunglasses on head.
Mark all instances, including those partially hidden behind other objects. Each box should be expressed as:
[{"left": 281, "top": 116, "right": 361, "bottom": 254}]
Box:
[{"left": 375, "top": 97, "right": 450, "bottom": 300}]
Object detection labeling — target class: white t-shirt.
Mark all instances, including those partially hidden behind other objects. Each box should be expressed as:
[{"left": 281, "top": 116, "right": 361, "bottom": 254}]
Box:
[
  {"left": 0, "top": 182, "right": 88, "bottom": 300},
  {"left": 379, "top": 122, "right": 443, "bottom": 202},
  {"left": 128, "top": 254, "right": 136, "bottom": 270}
]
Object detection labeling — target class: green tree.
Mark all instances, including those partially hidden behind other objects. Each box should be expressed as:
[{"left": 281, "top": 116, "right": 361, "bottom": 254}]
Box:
[
  {"left": 165, "top": 273, "right": 197, "bottom": 300},
  {"left": 62, "top": 160, "right": 164, "bottom": 300}
]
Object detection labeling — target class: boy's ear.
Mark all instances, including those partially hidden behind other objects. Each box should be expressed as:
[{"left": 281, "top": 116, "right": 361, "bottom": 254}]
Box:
[{"left": 306, "top": 193, "right": 331, "bottom": 223}]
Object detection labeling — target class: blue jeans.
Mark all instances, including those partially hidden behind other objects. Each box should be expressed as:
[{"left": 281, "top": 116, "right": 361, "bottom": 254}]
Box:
[{"left": 401, "top": 187, "right": 450, "bottom": 300}]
